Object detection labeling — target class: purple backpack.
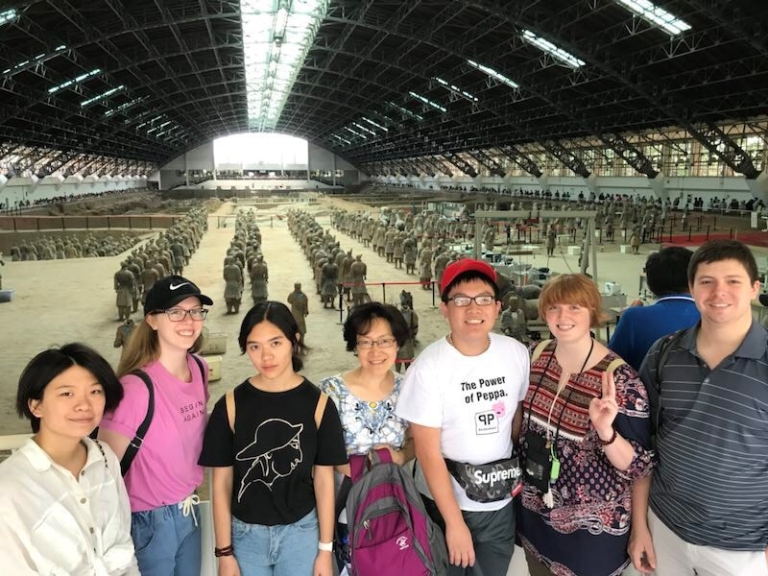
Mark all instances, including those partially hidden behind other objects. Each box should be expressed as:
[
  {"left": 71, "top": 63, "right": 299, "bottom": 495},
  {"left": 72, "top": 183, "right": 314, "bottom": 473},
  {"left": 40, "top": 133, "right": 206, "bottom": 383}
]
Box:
[{"left": 345, "top": 450, "right": 448, "bottom": 576}]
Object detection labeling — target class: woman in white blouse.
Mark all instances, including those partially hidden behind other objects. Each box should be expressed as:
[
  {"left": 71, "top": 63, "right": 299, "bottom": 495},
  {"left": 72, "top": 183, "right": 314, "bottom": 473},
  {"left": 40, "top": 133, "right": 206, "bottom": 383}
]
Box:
[{"left": 0, "top": 343, "right": 138, "bottom": 576}]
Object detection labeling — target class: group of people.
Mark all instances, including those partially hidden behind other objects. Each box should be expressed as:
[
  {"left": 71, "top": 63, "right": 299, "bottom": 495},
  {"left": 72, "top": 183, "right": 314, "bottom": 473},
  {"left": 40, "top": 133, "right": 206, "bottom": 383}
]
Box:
[
  {"left": 9, "top": 233, "right": 143, "bottom": 261},
  {"left": 1, "top": 238, "right": 766, "bottom": 576},
  {"left": 111, "top": 209, "right": 207, "bottom": 321},
  {"left": 221, "top": 210, "right": 268, "bottom": 314}
]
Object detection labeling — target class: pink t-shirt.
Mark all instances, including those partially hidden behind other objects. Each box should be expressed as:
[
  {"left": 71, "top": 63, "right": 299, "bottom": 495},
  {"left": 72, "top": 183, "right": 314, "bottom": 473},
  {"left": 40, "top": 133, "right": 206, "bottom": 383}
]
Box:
[{"left": 100, "top": 355, "right": 209, "bottom": 512}]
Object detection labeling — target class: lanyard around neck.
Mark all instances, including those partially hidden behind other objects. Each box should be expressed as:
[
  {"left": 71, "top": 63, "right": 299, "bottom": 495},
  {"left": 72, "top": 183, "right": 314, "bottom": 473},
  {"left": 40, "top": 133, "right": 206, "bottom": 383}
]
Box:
[{"left": 527, "top": 338, "right": 595, "bottom": 446}]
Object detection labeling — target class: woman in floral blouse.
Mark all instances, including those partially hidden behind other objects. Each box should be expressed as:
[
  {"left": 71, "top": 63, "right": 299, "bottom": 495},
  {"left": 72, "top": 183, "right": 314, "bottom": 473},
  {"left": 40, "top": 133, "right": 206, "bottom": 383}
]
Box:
[
  {"left": 319, "top": 301, "right": 414, "bottom": 462},
  {"left": 519, "top": 274, "right": 654, "bottom": 576},
  {"left": 319, "top": 301, "right": 416, "bottom": 571}
]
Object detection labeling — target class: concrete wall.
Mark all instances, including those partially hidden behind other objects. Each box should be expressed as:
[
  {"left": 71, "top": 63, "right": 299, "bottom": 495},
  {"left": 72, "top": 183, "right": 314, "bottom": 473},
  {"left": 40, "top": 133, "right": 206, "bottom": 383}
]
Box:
[
  {"left": 307, "top": 142, "right": 358, "bottom": 171},
  {"left": 159, "top": 170, "right": 186, "bottom": 190},
  {"left": 162, "top": 141, "right": 215, "bottom": 171},
  {"left": 0, "top": 176, "right": 149, "bottom": 208}
]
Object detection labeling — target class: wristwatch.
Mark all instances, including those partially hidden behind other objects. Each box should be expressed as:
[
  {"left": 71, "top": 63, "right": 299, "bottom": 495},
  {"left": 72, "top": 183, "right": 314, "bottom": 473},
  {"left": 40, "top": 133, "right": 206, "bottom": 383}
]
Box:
[{"left": 318, "top": 541, "right": 333, "bottom": 552}]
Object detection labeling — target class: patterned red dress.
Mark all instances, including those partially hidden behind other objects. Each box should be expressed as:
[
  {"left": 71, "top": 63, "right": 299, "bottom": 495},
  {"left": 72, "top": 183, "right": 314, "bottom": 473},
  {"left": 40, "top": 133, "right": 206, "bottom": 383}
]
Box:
[{"left": 519, "top": 340, "right": 654, "bottom": 576}]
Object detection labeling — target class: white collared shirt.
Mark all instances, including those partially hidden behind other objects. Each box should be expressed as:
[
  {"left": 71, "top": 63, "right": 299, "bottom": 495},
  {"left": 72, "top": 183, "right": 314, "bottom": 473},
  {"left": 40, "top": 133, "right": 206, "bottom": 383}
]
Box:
[{"left": 0, "top": 437, "right": 139, "bottom": 575}]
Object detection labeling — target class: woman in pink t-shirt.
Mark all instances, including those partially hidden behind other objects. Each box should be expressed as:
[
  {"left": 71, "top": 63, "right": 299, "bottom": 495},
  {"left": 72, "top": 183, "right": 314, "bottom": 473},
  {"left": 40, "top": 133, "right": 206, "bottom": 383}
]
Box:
[{"left": 99, "top": 275, "right": 212, "bottom": 576}]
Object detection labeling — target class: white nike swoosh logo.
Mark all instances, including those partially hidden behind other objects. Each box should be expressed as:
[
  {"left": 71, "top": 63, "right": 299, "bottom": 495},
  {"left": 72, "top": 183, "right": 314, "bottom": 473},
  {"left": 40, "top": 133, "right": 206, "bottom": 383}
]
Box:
[{"left": 169, "top": 282, "right": 191, "bottom": 290}]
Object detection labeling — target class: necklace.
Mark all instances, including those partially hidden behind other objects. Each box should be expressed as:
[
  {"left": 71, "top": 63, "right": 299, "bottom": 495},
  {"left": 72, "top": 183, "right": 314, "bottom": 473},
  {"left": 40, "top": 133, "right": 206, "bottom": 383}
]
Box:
[{"left": 446, "top": 332, "right": 491, "bottom": 354}]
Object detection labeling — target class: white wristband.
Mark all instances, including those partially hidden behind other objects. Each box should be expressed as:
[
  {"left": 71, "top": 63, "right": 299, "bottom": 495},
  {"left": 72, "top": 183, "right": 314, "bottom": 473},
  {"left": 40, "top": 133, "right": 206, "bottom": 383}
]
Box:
[{"left": 318, "top": 541, "right": 333, "bottom": 552}]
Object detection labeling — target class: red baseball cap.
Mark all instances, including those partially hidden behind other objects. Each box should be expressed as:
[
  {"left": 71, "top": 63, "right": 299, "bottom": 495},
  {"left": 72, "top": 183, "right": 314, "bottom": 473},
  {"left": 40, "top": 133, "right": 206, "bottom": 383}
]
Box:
[{"left": 440, "top": 258, "right": 497, "bottom": 298}]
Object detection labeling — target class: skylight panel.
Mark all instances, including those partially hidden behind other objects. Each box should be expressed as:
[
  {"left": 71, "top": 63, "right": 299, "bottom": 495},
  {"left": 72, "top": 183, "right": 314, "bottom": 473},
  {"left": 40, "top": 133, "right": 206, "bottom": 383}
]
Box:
[
  {"left": 240, "top": 0, "right": 328, "bottom": 131},
  {"left": 408, "top": 91, "right": 447, "bottom": 113},
  {"left": 352, "top": 122, "right": 377, "bottom": 136},
  {"left": 385, "top": 101, "right": 424, "bottom": 121},
  {"left": 81, "top": 85, "right": 125, "bottom": 107},
  {"left": 48, "top": 68, "right": 101, "bottom": 94},
  {"left": 433, "top": 77, "right": 479, "bottom": 102},
  {"left": 0, "top": 9, "right": 17, "bottom": 27},
  {"left": 466, "top": 59, "right": 519, "bottom": 89},
  {"left": 330, "top": 134, "right": 352, "bottom": 146},
  {"left": 522, "top": 30, "right": 585, "bottom": 69},
  {"left": 104, "top": 96, "right": 147, "bottom": 117},
  {"left": 361, "top": 116, "right": 388, "bottom": 132},
  {"left": 3, "top": 45, "right": 67, "bottom": 77},
  {"left": 615, "top": 0, "right": 691, "bottom": 35},
  {"left": 343, "top": 126, "right": 367, "bottom": 139}
]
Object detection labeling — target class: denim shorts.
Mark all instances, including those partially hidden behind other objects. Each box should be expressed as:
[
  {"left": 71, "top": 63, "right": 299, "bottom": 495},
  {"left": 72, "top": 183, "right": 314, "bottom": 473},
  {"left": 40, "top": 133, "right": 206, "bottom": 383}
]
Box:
[
  {"left": 131, "top": 497, "right": 201, "bottom": 576},
  {"left": 232, "top": 509, "right": 319, "bottom": 576}
]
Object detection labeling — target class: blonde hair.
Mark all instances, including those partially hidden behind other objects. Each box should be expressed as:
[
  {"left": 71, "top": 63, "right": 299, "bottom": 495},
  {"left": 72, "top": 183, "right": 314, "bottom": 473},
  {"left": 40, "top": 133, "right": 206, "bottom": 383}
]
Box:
[
  {"left": 538, "top": 274, "right": 609, "bottom": 328},
  {"left": 117, "top": 316, "right": 203, "bottom": 377}
]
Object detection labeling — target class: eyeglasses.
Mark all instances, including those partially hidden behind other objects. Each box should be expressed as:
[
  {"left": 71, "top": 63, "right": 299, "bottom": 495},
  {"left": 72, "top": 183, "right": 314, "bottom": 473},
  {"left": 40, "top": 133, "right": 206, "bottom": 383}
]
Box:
[
  {"left": 356, "top": 337, "right": 397, "bottom": 350},
  {"left": 447, "top": 295, "right": 496, "bottom": 307},
  {"left": 156, "top": 308, "right": 208, "bottom": 322}
]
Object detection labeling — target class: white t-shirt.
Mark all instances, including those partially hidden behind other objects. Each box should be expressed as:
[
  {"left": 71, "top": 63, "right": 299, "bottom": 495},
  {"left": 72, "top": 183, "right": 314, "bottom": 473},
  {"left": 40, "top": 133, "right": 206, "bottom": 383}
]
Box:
[{"left": 396, "top": 332, "right": 530, "bottom": 511}]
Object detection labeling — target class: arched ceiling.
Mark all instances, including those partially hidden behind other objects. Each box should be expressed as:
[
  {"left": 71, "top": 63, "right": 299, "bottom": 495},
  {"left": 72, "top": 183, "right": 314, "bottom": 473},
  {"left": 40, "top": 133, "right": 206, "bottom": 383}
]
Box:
[{"left": 0, "top": 0, "right": 766, "bottom": 178}]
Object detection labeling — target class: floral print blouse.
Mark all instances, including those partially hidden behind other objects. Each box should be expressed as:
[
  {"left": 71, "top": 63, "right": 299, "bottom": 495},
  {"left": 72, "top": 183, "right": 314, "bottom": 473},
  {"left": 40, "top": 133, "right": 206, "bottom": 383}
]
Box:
[{"left": 318, "top": 373, "right": 408, "bottom": 455}]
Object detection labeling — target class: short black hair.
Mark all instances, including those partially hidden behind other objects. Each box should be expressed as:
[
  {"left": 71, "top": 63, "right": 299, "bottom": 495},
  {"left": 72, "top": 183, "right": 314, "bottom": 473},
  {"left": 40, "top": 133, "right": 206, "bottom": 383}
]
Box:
[
  {"left": 441, "top": 270, "right": 500, "bottom": 303},
  {"left": 17, "top": 343, "right": 124, "bottom": 433},
  {"left": 687, "top": 240, "right": 758, "bottom": 285},
  {"left": 342, "top": 302, "right": 410, "bottom": 352},
  {"left": 645, "top": 247, "right": 694, "bottom": 297},
  {"left": 238, "top": 301, "right": 305, "bottom": 371}
]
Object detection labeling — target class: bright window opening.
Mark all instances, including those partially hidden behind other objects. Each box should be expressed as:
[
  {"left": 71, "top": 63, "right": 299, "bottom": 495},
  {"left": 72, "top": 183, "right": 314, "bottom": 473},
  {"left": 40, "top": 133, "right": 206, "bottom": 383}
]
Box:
[
  {"left": 408, "top": 91, "right": 447, "bottom": 113},
  {"left": 615, "top": 0, "right": 691, "bottom": 35},
  {"left": 467, "top": 59, "right": 519, "bottom": 89},
  {"left": 48, "top": 68, "right": 101, "bottom": 94},
  {"left": 81, "top": 85, "right": 125, "bottom": 107},
  {"left": 434, "top": 77, "right": 478, "bottom": 102},
  {"left": 522, "top": 30, "right": 585, "bottom": 69},
  {"left": 214, "top": 133, "right": 308, "bottom": 167}
]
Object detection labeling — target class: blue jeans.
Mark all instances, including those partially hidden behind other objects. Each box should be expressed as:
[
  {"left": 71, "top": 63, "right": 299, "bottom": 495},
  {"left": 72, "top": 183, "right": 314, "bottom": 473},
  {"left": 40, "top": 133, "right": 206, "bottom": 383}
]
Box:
[
  {"left": 131, "top": 499, "right": 201, "bottom": 576},
  {"left": 232, "top": 509, "right": 319, "bottom": 576}
]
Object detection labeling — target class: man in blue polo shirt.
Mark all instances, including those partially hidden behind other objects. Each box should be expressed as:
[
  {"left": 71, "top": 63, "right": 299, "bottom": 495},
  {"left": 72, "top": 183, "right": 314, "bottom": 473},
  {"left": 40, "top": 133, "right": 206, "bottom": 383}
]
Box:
[
  {"left": 609, "top": 246, "right": 700, "bottom": 370},
  {"left": 630, "top": 240, "right": 768, "bottom": 575}
]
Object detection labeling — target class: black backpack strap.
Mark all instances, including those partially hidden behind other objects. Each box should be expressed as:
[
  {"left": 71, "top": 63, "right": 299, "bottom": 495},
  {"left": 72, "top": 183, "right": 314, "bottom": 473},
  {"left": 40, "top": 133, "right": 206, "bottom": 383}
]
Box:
[
  {"left": 120, "top": 369, "right": 155, "bottom": 477},
  {"left": 650, "top": 328, "right": 688, "bottom": 444},
  {"left": 119, "top": 356, "right": 203, "bottom": 476},
  {"left": 190, "top": 354, "right": 207, "bottom": 385}
]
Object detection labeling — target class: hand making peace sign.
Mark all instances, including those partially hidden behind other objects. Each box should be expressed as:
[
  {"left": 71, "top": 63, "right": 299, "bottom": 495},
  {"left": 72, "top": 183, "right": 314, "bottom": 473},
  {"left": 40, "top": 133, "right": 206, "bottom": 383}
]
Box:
[{"left": 589, "top": 370, "right": 619, "bottom": 440}]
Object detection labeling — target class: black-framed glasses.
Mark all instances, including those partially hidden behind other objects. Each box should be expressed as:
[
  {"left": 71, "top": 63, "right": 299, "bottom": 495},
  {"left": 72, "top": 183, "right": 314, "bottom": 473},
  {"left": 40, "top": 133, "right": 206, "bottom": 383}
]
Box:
[
  {"left": 356, "top": 337, "right": 397, "bottom": 349},
  {"left": 155, "top": 308, "right": 208, "bottom": 322},
  {"left": 447, "top": 295, "right": 496, "bottom": 307}
]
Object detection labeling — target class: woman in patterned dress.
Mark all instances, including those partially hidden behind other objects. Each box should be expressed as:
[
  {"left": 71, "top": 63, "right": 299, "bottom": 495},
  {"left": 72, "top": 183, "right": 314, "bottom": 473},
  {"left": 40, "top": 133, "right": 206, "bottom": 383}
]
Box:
[
  {"left": 319, "top": 302, "right": 416, "bottom": 570},
  {"left": 519, "top": 274, "right": 654, "bottom": 576}
]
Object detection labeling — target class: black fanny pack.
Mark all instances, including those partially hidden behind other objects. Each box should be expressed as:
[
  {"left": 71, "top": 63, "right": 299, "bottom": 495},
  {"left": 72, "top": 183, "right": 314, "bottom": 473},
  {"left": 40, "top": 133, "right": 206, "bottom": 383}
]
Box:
[{"left": 445, "top": 456, "right": 522, "bottom": 503}]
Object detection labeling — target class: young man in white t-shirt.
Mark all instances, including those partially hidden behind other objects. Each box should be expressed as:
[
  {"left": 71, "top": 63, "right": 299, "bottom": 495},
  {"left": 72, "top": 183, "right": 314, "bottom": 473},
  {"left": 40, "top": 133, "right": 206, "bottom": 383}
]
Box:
[{"left": 396, "top": 258, "right": 530, "bottom": 575}]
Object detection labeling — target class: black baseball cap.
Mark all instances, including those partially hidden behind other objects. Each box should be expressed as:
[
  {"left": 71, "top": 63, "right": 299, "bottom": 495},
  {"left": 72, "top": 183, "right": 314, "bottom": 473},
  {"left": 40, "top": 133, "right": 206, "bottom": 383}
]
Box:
[{"left": 144, "top": 275, "right": 213, "bottom": 316}]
